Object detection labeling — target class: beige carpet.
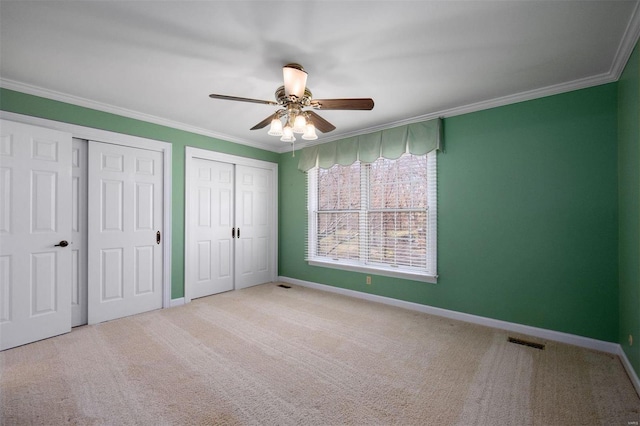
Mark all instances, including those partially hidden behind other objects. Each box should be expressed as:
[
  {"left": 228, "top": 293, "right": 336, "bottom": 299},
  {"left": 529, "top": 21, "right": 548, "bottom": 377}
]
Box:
[{"left": 1, "top": 283, "right": 639, "bottom": 425}]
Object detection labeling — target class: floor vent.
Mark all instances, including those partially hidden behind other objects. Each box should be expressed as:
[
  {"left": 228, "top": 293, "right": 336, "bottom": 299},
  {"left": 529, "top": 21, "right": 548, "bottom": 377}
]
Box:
[
  {"left": 508, "top": 337, "right": 545, "bottom": 350},
  {"left": 277, "top": 284, "right": 291, "bottom": 289}
]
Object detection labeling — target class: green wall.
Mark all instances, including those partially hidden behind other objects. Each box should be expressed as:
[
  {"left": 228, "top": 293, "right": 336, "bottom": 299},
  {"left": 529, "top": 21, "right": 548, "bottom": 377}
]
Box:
[
  {"left": 279, "top": 83, "right": 619, "bottom": 342},
  {"left": 0, "top": 88, "right": 279, "bottom": 299},
  {"left": 618, "top": 41, "right": 640, "bottom": 373},
  {"left": 0, "top": 72, "right": 627, "bottom": 346}
]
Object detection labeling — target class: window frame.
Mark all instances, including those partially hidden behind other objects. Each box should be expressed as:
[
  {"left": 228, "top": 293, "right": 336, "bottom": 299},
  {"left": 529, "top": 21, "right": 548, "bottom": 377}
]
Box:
[{"left": 307, "top": 150, "right": 437, "bottom": 283}]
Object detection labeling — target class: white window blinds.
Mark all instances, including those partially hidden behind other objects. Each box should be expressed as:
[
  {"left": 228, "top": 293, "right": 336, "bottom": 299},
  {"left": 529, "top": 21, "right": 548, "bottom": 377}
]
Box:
[{"left": 307, "top": 151, "right": 437, "bottom": 282}]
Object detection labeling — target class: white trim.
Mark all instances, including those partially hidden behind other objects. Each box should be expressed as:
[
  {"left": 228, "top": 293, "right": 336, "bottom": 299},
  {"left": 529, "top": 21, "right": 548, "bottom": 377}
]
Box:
[
  {"left": 298, "top": 73, "right": 616, "bottom": 150},
  {"left": 282, "top": 275, "right": 640, "bottom": 398},
  {"left": 187, "top": 147, "right": 278, "bottom": 170},
  {"left": 308, "top": 260, "right": 437, "bottom": 284},
  {"left": 4, "top": 0, "right": 640, "bottom": 158},
  {"left": 170, "top": 297, "right": 185, "bottom": 308},
  {"left": 610, "top": 1, "right": 640, "bottom": 80},
  {"left": 4, "top": 73, "right": 618, "bottom": 154},
  {"left": 1, "top": 111, "right": 173, "bottom": 309},
  {"left": 278, "top": 276, "right": 619, "bottom": 355},
  {"left": 426, "top": 149, "right": 438, "bottom": 276},
  {"left": 0, "top": 79, "right": 270, "bottom": 152},
  {"left": 184, "top": 146, "right": 278, "bottom": 303},
  {"left": 618, "top": 346, "right": 640, "bottom": 398},
  {"left": 304, "top": 3, "right": 640, "bottom": 149},
  {"left": 306, "top": 152, "right": 437, "bottom": 282}
]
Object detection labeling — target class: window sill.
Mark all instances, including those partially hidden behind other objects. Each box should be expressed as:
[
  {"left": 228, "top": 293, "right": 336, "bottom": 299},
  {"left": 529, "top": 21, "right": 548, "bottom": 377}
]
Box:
[{"left": 308, "top": 259, "right": 438, "bottom": 284}]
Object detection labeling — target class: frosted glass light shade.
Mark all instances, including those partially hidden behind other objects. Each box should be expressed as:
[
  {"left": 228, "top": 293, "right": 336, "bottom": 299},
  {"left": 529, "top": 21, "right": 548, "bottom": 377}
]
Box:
[
  {"left": 293, "top": 115, "right": 307, "bottom": 134},
  {"left": 283, "top": 64, "right": 308, "bottom": 98},
  {"left": 302, "top": 123, "right": 318, "bottom": 140},
  {"left": 267, "top": 118, "right": 283, "bottom": 136},
  {"left": 281, "top": 125, "right": 296, "bottom": 142}
]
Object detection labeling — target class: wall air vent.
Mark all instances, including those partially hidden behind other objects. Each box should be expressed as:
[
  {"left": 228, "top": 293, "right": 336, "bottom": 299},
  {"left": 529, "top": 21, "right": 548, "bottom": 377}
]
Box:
[{"left": 508, "top": 337, "right": 545, "bottom": 350}]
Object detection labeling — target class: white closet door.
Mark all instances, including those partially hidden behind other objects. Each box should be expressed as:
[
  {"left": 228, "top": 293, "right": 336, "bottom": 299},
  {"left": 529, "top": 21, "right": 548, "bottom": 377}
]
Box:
[
  {"left": 0, "top": 120, "right": 72, "bottom": 350},
  {"left": 235, "top": 165, "right": 273, "bottom": 290},
  {"left": 189, "top": 159, "right": 234, "bottom": 299},
  {"left": 71, "top": 138, "right": 88, "bottom": 327},
  {"left": 87, "top": 142, "right": 163, "bottom": 324}
]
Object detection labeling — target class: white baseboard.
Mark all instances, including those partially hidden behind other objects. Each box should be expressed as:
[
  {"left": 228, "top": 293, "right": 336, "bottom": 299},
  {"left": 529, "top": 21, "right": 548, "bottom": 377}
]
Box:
[
  {"left": 618, "top": 346, "right": 640, "bottom": 397},
  {"left": 169, "top": 297, "right": 185, "bottom": 307},
  {"left": 278, "top": 276, "right": 619, "bottom": 354},
  {"left": 169, "top": 277, "right": 640, "bottom": 397},
  {"left": 279, "top": 276, "right": 640, "bottom": 397}
]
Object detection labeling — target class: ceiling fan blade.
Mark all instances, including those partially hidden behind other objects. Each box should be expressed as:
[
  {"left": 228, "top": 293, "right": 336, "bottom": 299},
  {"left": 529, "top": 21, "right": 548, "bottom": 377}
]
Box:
[
  {"left": 209, "top": 93, "right": 278, "bottom": 106},
  {"left": 311, "top": 98, "right": 374, "bottom": 110},
  {"left": 250, "top": 113, "right": 277, "bottom": 130},
  {"left": 307, "top": 111, "right": 336, "bottom": 133}
]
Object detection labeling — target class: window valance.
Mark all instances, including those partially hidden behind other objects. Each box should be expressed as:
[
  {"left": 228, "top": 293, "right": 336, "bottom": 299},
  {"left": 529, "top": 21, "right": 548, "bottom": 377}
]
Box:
[{"left": 297, "top": 118, "right": 442, "bottom": 171}]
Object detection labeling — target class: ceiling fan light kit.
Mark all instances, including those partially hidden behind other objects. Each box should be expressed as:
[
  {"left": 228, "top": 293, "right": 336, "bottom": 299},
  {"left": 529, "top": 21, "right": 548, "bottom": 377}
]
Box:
[{"left": 209, "top": 63, "right": 374, "bottom": 146}]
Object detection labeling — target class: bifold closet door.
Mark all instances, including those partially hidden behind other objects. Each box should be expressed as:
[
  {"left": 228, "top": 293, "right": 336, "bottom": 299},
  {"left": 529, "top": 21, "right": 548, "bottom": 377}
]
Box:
[
  {"left": 189, "top": 158, "right": 234, "bottom": 299},
  {"left": 0, "top": 120, "right": 72, "bottom": 350},
  {"left": 87, "top": 141, "right": 163, "bottom": 324}
]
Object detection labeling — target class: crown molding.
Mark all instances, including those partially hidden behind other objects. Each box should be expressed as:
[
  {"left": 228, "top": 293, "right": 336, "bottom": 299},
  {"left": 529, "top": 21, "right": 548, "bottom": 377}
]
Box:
[
  {"left": 292, "top": 71, "right": 617, "bottom": 153},
  {"left": 0, "top": 67, "right": 623, "bottom": 156},
  {"left": 280, "top": 6, "right": 640, "bottom": 154},
  {"left": 4, "top": 0, "right": 639, "bottom": 158},
  {"left": 0, "top": 78, "right": 275, "bottom": 152},
  {"left": 610, "top": 0, "right": 640, "bottom": 80}
]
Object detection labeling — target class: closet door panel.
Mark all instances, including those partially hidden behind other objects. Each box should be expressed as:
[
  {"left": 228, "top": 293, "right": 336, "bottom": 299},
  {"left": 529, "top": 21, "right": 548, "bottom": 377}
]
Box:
[
  {"left": 188, "top": 159, "right": 234, "bottom": 299},
  {"left": 88, "top": 142, "right": 163, "bottom": 324},
  {"left": 235, "top": 165, "right": 273, "bottom": 290},
  {"left": 0, "top": 120, "right": 72, "bottom": 351}
]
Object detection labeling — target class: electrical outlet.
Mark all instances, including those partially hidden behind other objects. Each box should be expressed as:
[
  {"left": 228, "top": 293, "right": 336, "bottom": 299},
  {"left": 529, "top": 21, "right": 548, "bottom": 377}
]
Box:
[
  {"left": 366, "top": 276, "right": 372, "bottom": 285},
  {"left": 630, "top": 334, "right": 634, "bottom": 346}
]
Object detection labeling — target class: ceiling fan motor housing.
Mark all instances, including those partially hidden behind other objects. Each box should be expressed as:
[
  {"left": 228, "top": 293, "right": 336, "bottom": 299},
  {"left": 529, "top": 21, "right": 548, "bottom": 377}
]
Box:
[{"left": 275, "top": 86, "right": 313, "bottom": 106}]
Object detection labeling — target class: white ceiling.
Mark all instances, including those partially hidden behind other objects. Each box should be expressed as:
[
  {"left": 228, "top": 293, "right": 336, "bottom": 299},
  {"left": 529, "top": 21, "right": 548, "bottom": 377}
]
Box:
[{"left": 1, "top": 1, "right": 639, "bottom": 153}]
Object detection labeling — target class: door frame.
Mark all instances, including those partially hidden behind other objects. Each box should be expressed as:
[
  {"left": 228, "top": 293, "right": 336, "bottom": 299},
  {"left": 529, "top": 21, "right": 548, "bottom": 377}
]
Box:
[
  {"left": 184, "top": 146, "right": 278, "bottom": 303},
  {"left": 0, "top": 111, "right": 173, "bottom": 309}
]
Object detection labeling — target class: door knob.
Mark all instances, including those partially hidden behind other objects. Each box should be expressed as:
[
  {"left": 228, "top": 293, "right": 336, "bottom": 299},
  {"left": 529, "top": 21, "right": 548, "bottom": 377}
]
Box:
[{"left": 54, "top": 240, "right": 69, "bottom": 247}]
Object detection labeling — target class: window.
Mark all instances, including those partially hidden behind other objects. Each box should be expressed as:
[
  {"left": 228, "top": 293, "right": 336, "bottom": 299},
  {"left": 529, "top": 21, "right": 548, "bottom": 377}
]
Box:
[{"left": 307, "top": 151, "right": 437, "bottom": 282}]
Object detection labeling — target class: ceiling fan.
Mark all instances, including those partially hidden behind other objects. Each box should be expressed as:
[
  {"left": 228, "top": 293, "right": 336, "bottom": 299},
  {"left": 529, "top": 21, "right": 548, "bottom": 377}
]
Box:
[{"left": 209, "top": 63, "right": 374, "bottom": 142}]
